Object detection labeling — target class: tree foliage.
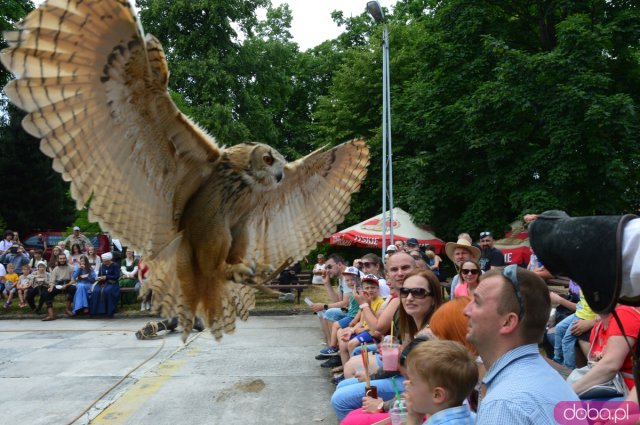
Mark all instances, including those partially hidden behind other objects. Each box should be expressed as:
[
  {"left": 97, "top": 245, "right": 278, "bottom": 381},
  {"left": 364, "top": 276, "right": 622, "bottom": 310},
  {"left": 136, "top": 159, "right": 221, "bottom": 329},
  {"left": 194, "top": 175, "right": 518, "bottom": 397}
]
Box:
[{"left": 1, "top": 0, "right": 639, "bottom": 245}]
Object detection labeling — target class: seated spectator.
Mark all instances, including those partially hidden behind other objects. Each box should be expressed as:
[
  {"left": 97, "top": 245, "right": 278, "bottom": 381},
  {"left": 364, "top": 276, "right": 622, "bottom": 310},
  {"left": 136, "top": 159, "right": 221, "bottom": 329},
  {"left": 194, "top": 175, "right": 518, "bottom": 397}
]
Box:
[
  {"left": 570, "top": 305, "right": 640, "bottom": 398},
  {"left": 453, "top": 260, "right": 481, "bottom": 299},
  {"left": 69, "top": 243, "right": 83, "bottom": 267},
  {"left": 56, "top": 240, "right": 71, "bottom": 260},
  {"left": 72, "top": 255, "right": 95, "bottom": 315},
  {"left": 0, "top": 244, "right": 30, "bottom": 273},
  {"left": 42, "top": 253, "right": 75, "bottom": 321},
  {"left": 0, "top": 229, "right": 14, "bottom": 256},
  {"left": 360, "top": 253, "right": 390, "bottom": 297},
  {"left": 317, "top": 267, "right": 362, "bottom": 368},
  {"left": 89, "top": 252, "right": 120, "bottom": 317},
  {"left": 553, "top": 287, "right": 597, "bottom": 369},
  {"left": 444, "top": 238, "right": 480, "bottom": 298},
  {"left": 26, "top": 261, "right": 49, "bottom": 312},
  {"left": 0, "top": 262, "right": 5, "bottom": 297},
  {"left": 309, "top": 254, "right": 350, "bottom": 346},
  {"left": 331, "top": 268, "right": 443, "bottom": 421},
  {"left": 408, "top": 250, "right": 429, "bottom": 271},
  {"left": 119, "top": 248, "right": 139, "bottom": 304},
  {"left": 16, "top": 264, "right": 31, "bottom": 308},
  {"left": 86, "top": 245, "right": 101, "bottom": 272},
  {"left": 404, "top": 340, "right": 478, "bottom": 425},
  {"left": 277, "top": 261, "right": 301, "bottom": 285},
  {"left": 394, "top": 240, "right": 405, "bottom": 252},
  {"left": 424, "top": 244, "right": 442, "bottom": 279},
  {"left": 28, "top": 249, "right": 45, "bottom": 272},
  {"left": 3, "top": 263, "right": 19, "bottom": 308},
  {"left": 478, "top": 231, "right": 505, "bottom": 272},
  {"left": 464, "top": 265, "right": 579, "bottom": 424},
  {"left": 335, "top": 275, "right": 385, "bottom": 379},
  {"left": 48, "top": 246, "right": 62, "bottom": 271}
]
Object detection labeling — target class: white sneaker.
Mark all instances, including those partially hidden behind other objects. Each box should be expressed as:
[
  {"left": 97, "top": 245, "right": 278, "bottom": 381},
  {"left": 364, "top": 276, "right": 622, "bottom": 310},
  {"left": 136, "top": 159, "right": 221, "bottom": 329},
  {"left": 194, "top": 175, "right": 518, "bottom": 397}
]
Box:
[{"left": 141, "top": 303, "right": 146, "bottom": 311}]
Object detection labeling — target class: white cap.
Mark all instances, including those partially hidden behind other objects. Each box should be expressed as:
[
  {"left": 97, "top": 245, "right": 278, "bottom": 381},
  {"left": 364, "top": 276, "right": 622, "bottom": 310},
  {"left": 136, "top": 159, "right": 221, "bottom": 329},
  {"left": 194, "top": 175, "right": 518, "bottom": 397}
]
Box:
[
  {"left": 73, "top": 226, "right": 80, "bottom": 231},
  {"left": 386, "top": 244, "right": 397, "bottom": 252},
  {"left": 343, "top": 266, "right": 361, "bottom": 277},
  {"left": 101, "top": 252, "right": 113, "bottom": 261}
]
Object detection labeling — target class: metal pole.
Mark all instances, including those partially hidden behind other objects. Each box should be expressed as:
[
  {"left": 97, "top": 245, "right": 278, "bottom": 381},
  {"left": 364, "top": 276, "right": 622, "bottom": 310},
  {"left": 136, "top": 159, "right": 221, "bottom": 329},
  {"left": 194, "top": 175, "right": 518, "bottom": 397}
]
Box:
[
  {"left": 383, "top": 24, "right": 394, "bottom": 245},
  {"left": 381, "top": 25, "right": 388, "bottom": 259}
]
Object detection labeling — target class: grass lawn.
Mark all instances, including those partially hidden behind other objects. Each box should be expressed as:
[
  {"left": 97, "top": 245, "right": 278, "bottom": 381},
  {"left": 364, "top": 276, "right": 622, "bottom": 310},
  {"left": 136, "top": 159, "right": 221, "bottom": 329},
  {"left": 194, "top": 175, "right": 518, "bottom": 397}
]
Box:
[{"left": 0, "top": 284, "right": 333, "bottom": 317}]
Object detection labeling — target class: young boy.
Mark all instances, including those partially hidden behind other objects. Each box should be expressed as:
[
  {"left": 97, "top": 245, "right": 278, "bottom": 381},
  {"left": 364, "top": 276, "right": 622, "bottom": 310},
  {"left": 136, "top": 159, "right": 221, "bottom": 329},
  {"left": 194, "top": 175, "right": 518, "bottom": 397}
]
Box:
[
  {"left": 337, "top": 274, "right": 385, "bottom": 367},
  {"left": 3, "top": 263, "right": 19, "bottom": 308},
  {"left": 17, "top": 264, "right": 32, "bottom": 308},
  {"left": 317, "top": 266, "right": 361, "bottom": 360},
  {"left": 404, "top": 340, "right": 478, "bottom": 425}
]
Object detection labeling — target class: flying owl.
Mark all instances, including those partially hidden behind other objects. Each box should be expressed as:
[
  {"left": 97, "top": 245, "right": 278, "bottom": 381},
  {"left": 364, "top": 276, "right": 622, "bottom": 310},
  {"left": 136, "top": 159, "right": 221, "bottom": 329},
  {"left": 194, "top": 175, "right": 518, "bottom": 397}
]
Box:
[{"left": 1, "top": 0, "right": 370, "bottom": 339}]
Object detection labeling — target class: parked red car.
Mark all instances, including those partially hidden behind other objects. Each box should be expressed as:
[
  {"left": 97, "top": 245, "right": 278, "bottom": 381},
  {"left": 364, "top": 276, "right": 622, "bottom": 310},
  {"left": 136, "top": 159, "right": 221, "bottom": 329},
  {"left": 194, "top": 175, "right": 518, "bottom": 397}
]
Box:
[{"left": 22, "top": 232, "right": 122, "bottom": 262}]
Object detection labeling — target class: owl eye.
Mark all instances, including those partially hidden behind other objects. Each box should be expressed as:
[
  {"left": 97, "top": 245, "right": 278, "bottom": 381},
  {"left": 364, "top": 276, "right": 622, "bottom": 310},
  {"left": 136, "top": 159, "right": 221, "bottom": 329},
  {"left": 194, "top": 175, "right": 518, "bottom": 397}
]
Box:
[{"left": 263, "top": 155, "right": 274, "bottom": 166}]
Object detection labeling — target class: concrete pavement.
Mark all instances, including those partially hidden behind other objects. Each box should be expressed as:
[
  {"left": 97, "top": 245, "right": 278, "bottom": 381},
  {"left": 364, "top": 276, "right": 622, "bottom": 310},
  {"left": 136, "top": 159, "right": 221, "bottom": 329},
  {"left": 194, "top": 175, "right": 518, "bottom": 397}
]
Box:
[{"left": 0, "top": 315, "right": 339, "bottom": 425}]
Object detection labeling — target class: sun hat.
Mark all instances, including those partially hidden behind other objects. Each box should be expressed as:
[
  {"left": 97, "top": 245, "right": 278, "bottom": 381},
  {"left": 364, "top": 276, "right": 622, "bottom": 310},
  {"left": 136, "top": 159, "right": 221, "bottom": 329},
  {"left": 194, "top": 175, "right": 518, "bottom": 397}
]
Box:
[{"left": 444, "top": 238, "right": 481, "bottom": 264}]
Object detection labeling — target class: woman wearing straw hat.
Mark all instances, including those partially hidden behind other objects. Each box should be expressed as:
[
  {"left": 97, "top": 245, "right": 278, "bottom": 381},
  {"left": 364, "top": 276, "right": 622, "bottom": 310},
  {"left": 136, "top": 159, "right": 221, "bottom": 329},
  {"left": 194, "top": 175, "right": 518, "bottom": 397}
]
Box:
[{"left": 444, "top": 238, "right": 480, "bottom": 298}]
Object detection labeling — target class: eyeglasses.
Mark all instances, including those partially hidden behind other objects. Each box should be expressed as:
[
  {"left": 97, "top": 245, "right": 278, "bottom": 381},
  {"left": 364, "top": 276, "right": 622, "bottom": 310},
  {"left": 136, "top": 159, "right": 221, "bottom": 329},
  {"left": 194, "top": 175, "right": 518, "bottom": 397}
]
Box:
[
  {"left": 362, "top": 261, "right": 376, "bottom": 268},
  {"left": 399, "top": 287, "right": 431, "bottom": 299},
  {"left": 503, "top": 264, "right": 524, "bottom": 320},
  {"left": 461, "top": 269, "right": 479, "bottom": 275},
  {"left": 480, "top": 231, "right": 492, "bottom": 238}
]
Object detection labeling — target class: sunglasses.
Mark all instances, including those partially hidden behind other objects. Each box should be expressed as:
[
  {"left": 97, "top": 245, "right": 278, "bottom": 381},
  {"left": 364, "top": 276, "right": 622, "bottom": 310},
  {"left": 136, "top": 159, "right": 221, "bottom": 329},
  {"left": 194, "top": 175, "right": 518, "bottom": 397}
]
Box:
[
  {"left": 503, "top": 264, "right": 525, "bottom": 320},
  {"left": 461, "top": 269, "right": 479, "bottom": 275},
  {"left": 362, "top": 261, "right": 376, "bottom": 268},
  {"left": 480, "top": 231, "right": 492, "bottom": 238},
  {"left": 399, "top": 287, "right": 431, "bottom": 299}
]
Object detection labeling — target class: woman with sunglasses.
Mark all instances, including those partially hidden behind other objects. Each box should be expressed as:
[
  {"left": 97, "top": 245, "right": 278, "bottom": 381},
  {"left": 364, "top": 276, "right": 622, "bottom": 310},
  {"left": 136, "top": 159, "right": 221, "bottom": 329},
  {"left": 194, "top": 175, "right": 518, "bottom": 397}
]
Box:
[
  {"left": 335, "top": 270, "right": 443, "bottom": 423},
  {"left": 359, "top": 253, "right": 390, "bottom": 297},
  {"left": 453, "top": 260, "right": 481, "bottom": 299}
]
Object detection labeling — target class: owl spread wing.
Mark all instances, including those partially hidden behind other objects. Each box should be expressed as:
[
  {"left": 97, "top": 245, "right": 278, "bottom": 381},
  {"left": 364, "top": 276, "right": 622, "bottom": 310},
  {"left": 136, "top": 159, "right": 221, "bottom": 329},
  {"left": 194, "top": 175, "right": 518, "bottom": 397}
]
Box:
[
  {"left": 0, "top": 0, "right": 220, "bottom": 256},
  {"left": 245, "top": 139, "right": 370, "bottom": 267}
]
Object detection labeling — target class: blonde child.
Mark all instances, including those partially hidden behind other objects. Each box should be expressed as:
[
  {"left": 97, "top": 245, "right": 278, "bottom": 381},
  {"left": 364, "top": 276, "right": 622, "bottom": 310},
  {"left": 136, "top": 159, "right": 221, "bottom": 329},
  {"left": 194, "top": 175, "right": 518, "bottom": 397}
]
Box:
[
  {"left": 3, "top": 263, "right": 19, "bottom": 308},
  {"left": 404, "top": 340, "right": 478, "bottom": 425},
  {"left": 17, "top": 264, "right": 32, "bottom": 308}
]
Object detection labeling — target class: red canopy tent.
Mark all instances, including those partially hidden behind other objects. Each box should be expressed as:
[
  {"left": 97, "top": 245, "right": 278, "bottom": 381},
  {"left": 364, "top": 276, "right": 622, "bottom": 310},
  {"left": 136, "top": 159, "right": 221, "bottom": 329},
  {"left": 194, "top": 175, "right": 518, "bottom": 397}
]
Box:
[
  {"left": 329, "top": 208, "right": 445, "bottom": 254},
  {"left": 494, "top": 222, "right": 531, "bottom": 266}
]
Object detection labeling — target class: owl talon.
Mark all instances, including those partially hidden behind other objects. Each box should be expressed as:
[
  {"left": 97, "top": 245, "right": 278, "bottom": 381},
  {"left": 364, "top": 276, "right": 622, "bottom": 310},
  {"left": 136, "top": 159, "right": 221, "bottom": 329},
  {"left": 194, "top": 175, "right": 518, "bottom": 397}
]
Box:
[{"left": 226, "top": 262, "right": 256, "bottom": 284}]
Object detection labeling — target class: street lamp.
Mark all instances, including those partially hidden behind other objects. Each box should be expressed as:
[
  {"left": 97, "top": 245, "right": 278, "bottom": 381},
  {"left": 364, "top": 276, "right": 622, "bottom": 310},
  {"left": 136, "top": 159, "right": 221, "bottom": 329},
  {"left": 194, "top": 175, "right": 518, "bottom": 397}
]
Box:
[{"left": 367, "top": 1, "right": 394, "bottom": 259}]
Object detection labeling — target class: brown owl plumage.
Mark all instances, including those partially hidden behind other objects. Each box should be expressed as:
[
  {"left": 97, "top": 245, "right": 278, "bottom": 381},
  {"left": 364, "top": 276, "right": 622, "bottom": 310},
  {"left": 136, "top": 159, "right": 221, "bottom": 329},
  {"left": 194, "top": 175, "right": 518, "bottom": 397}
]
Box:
[{"left": 1, "top": 0, "right": 369, "bottom": 339}]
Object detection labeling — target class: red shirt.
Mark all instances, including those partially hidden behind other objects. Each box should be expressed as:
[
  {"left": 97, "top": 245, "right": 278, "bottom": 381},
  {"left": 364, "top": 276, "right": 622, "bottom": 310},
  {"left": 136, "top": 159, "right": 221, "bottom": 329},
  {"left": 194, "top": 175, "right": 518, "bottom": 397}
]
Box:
[{"left": 589, "top": 305, "right": 640, "bottom": 389}]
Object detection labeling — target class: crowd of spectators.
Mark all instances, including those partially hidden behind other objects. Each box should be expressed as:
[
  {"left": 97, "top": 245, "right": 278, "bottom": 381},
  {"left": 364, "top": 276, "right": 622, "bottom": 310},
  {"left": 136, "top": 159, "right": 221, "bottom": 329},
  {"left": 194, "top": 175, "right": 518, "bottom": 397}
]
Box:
[
  {"left": 0, "top": 227, "right": 148, "bottom": 320},
  {"left": 309, "top": 231, "right": 639, "bottom": 424}
]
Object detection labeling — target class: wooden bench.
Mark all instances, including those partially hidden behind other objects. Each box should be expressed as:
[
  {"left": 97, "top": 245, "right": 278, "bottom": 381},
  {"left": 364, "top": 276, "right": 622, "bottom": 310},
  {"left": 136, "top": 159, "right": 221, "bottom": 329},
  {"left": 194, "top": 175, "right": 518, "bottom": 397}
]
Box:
[
  {"left": 267, "top": 271, "right": 313, "bottom": 303},
  {"left": 120, "top": 287, "right": 137, "bottom": 307},
  {"left": 546, "top": 275, "right": 571, "bottom": 295}
]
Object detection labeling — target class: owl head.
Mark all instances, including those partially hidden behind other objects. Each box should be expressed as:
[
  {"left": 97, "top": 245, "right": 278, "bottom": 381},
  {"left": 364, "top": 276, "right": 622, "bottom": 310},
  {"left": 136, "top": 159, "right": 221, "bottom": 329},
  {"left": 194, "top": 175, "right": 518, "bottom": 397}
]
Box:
[{"left": 223, "top": 142, "right": 286, "bottom": 187}]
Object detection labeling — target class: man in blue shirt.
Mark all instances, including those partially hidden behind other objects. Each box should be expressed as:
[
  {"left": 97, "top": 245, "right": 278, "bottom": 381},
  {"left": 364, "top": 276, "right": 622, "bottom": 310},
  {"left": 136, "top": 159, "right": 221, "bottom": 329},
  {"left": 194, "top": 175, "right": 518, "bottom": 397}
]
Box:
[{"left": 464, "top": 265, "right": 580, "bottom": 424}]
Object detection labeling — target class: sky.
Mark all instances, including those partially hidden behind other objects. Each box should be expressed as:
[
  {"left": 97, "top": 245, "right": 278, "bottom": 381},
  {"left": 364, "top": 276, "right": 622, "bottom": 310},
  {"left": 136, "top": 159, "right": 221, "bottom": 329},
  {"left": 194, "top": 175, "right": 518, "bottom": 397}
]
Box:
[{"left": 33, "top": 0, "right": 398, "bottom": 51}]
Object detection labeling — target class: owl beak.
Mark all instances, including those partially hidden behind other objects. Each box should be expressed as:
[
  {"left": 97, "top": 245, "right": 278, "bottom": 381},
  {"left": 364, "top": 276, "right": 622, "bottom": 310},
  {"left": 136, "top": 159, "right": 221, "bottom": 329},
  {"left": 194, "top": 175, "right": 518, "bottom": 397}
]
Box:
[{"left": 275, "top": 171, "right": 283, "bottom": 183}]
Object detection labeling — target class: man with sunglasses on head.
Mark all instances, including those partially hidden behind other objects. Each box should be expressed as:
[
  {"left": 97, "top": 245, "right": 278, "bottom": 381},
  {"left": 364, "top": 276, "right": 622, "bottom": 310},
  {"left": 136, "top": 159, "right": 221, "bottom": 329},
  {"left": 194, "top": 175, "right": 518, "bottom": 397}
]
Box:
[
  {"left": 310, "top": 254, "right": 352, "bottom": 347},
  {"left": 464, "top": 265, "right": 579, "bottom": 424},
  {"left": 478, "top": 231, "right": 505, "bottom": 272}
]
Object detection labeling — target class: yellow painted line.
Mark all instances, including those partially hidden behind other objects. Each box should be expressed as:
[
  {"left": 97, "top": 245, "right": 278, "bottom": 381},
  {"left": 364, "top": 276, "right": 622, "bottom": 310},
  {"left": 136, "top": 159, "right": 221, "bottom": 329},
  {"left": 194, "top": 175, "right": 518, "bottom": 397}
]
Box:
[{"left": 91, "top": 359, "right": 186, "bottom": 424}]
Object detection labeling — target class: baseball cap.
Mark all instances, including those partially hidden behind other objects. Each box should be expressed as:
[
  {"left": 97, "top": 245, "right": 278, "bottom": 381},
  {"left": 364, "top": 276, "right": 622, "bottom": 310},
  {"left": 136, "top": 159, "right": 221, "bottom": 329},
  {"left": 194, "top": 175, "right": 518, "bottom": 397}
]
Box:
[
  {"left": 362, "top": 274, "right": 379, "bottom": 285},
  {"left": 406, "top": 238, "right": 419, "bottom": 246},
  {"left": 386, "top": 244, "right": 397, "bottom": 253},
  {"left": 343, "top": 266, "right": 361, "bottom": 276},
  {"left": 73, "top": 226, "right": 80, "bottom": 231}
]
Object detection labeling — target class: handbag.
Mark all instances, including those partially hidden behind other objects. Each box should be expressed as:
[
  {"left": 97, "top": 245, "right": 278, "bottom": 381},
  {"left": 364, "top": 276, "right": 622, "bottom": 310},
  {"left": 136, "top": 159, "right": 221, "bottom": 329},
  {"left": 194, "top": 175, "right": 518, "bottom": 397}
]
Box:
[{"left": 566, "top": 319, "right": 630, "bottom": 399}]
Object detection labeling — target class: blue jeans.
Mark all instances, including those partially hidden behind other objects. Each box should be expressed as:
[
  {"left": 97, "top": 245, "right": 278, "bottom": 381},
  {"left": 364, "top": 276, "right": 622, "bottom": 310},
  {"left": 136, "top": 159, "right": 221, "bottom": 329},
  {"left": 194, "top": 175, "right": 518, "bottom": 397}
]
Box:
[
  {"left": 331, "top": 376, "right": 405, "bottom": 420},
  {"left": 324, "top": 307, "right": 347, "bottom": 322},
  {"left": 554, "top": 313, "right": 578, "bottom": 369}
]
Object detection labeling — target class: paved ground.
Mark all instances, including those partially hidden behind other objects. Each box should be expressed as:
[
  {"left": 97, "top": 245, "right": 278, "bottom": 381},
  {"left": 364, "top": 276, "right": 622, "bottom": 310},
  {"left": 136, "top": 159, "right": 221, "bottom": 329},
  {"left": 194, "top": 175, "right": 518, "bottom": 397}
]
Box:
[{"left": 0, "top": 315, "right": 339, "bottom": 425}]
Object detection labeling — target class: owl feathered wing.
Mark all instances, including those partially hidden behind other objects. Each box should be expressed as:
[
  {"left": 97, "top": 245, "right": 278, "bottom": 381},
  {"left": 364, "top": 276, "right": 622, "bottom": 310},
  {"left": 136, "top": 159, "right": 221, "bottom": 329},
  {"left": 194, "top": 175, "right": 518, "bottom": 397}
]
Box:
[
  {"left": 0, "top": 0, "right": 220, "bottom": 256},
  {"left": 245, "top": 139, "right": 370, "bottom": 267}
]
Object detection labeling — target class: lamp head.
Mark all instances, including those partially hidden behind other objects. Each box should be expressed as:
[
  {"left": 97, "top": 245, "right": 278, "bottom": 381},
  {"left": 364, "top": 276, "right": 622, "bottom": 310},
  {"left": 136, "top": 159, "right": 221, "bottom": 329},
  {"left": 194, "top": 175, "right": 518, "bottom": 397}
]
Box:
[{"left": 367, "top": 1, "right": 384, "bottom": 23}]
